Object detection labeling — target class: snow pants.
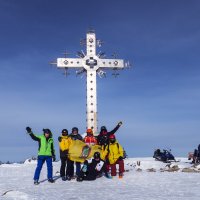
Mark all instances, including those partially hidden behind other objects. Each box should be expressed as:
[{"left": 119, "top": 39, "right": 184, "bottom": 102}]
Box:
[
  {"left": 34, "top": 156, "right": 53, "bottom": 181},
  {"left": 110, "top": 159, "right": 124, "bottom": 176}
]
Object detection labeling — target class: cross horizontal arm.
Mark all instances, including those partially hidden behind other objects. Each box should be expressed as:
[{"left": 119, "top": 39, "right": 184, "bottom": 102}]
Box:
[
  {"left": 57, "top": 58, "right": 83, "bottom": 68},
  {"left": 98, "top": 59, "right": 124, "bottom": 69}
]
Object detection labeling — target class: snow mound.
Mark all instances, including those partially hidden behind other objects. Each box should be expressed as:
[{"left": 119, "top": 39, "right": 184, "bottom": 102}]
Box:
[{"left": 24, "top": 157, "right": 37, "bottom": 164}]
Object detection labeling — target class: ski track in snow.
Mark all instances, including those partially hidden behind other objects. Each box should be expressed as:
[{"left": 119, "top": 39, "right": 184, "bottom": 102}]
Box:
[{"left": 0, "top": 158, "right": 200, "bottom": 200}]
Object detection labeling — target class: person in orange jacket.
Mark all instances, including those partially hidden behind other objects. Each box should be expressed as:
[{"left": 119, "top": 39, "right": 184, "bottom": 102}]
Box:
[{"left": 84, "top": 128, "right": 97, "bottom": 146}]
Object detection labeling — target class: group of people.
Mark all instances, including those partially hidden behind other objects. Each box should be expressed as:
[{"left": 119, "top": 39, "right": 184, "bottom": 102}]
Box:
[{"left": 26, "top": 121, "right": 124, "bottom": 185}]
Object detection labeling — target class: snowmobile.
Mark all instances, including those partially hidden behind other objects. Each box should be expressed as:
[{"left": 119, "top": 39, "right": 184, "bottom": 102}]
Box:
[{"left": 153, "top": 149, "right": 176, "bottom": 163}]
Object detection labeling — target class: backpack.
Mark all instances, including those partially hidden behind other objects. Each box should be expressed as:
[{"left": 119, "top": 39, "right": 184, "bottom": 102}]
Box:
[
  {"left": 116, "top": 143, "right": 127, "bottom": 159},
  {"left": 107, "top": 143, "right": 127, "bottom": 159}
]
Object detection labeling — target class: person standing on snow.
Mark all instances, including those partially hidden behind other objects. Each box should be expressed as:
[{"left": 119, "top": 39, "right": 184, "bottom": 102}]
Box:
[
  {"left": 97, "top": 122, "right": 122, "bottom": 173},
  {"left": 26, "top": 127, "right": 56, "bottom": 185},
  {"left": 58, "top": 129, "right": 72, "bottom": 181},
  {"left": 76, "top": 152, "right": 110, "bottom": 181},
  {"left": 67, "top": 127, "right": 83, "bottom": 179},
  {"left": 84, "top": 128, "right": 97, "bottom": 146},
  {"left": 97, "top": 121, "right": 122, "bottom": 148},
  {"left": 102, "top": 134, "right": 125, "bottom": 178}
]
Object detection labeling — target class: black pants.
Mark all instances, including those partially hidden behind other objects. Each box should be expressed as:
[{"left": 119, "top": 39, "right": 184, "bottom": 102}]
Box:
[
  {"left": 66, "top": 160, "right": 81, "bottom": 177},
  {"left": 79, "top": 170, "right": 96, "bottom": 181},
  {"left": 79, "top": 165, "right": 106, "bottom": 181},
  {"left": 60, "top": 157, "right": 70, "bottom": 177}
]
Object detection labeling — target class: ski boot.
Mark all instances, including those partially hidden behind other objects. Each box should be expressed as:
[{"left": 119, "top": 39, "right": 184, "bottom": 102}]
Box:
[
  {"left": 61, "top": 176, "right": 67, "bottom": 181},
  {"left": 48, "top": 179, "right": 55, "bottom": 183},
  {"left": 66, "top": 175, "right": 72, "bottom": 181},
  {"left": 76, "top": 177, "right": 83, "bottom": 182},
  {"left": 104, "top": 172, "right": 112, "bottom": 179},
  {"left": 34, "top": 180, "right": 39, "bottom": 185},
  {"left": 118, "top": 173, "right": 123, "bottom": 179}
]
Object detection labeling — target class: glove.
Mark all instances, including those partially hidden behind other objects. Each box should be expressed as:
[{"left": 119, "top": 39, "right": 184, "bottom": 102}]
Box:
[
  {"left": 82, "top": 164, "right": 87, "bottom": 172},
  {"left": 58, "top": 136, "right": 62, "bottom": 142},
  {"left": 63, "top": 150, "right": 68, "bottom": 155},
  {"left": 52, "top": 155, "right": 56, "bottom": 162},
  {"left": 118, "top": 156, "right": 123, "bottom": 160},
  {"left": 118, "top": 121, "right": 122, "bottom": 126},
  {"left": 26, "top": 127, "right": 32, "bottom": 134}
]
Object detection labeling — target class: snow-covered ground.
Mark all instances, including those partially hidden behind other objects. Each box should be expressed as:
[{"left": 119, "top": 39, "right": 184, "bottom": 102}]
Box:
[{"left": 0, "top": 158, "right": 200, "bottom": 200}]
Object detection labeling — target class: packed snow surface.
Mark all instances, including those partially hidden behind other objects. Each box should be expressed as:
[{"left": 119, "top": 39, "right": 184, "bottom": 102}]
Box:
[{"left": 0, "top": 157, "right": 200, "bottom": 200}]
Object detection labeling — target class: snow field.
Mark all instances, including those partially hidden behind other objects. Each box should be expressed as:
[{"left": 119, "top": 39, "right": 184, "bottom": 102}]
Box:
[{"left": 0, "top": 158, "right": 200, "bottom": 200}]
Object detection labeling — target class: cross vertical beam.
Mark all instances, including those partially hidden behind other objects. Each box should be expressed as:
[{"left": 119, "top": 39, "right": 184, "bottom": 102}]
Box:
[{"left": 86, "top": 70, "right": 97, "bottom": 133}]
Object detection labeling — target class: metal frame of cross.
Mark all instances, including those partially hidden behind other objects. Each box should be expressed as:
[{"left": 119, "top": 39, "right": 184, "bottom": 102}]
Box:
[{"left": 51, "top": 30, "right": 130, "bottom": 134}]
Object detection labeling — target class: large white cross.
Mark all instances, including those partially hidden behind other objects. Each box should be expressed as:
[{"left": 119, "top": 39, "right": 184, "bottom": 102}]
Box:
[{"left": 54, "top": 30, "right": 127, "bottom": 134}]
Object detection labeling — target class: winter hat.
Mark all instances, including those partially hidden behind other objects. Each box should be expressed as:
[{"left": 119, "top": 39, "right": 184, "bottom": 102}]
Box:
[
  {"left": 72, "top": 127, "right": 78, "bottom": 133},
  {"left": 62, "top": 129, "right": 68, "bottom": 136},
  {"left": 100, "top": 126, "right": 107, "bottom": 131},
  {"left": 43, "top": 129, "right": 50, "bottom": 134},
  {"left": 43, "top": 129, "right": 52, "bottom": 137}
]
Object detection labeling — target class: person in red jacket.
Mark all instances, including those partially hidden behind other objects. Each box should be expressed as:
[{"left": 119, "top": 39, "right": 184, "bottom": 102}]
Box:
[{"left": 84, "top": 129, "right": 97, "bottom": 146}]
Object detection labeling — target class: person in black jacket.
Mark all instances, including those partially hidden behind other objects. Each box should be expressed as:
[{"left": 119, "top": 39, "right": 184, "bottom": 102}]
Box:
[
  {"left": 67, "top": 127, "right": 83, "bottom": 179},
  {"left": 77, "top": 152, "right": 110, "bottom": 181},
  {"left": 97, "top": 121, "right": 122, "bottom": 147}
]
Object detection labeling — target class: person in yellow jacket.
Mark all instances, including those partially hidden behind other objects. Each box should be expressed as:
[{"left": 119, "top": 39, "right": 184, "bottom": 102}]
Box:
[
  {"left": 102, "top": 134, "right": 125, "bottom": 178},
  {"left": 58, "top": 129, "right": 72, "bottom": 181}
]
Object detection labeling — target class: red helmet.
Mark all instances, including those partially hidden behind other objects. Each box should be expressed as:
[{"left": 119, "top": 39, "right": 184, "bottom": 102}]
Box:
[
  {"left": 86, "top": 128, "right": 93, "bottom": 134},
  {"left": 109, "top": 134, "right": 116, "bottom": 139}
]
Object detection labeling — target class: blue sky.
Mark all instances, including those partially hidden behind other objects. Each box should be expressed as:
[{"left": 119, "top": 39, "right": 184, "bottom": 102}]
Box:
[{"left": 0, "top": 0, "right": 200, "bottom": 162}]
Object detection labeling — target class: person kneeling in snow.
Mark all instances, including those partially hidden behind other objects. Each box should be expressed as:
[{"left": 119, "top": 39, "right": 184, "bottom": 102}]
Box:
[
  {"left": 102, "top": 135, "right": 125, "bottom": 178},
  {"left": 26, "top": 127, "right": 56, "bottom": 185},
  {"left": 77, "top": 152, "right": 110, "bottom": 182}
]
